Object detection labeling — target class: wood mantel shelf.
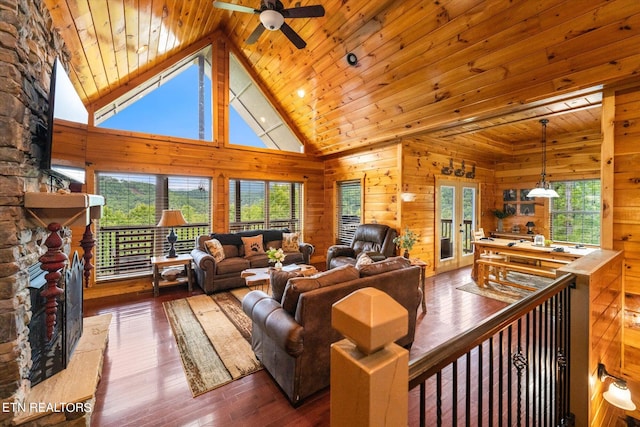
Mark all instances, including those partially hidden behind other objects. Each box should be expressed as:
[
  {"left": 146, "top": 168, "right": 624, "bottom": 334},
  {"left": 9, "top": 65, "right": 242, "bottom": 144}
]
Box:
[{"left": 24, "top": 192, "right": 104, "bottom": 227}]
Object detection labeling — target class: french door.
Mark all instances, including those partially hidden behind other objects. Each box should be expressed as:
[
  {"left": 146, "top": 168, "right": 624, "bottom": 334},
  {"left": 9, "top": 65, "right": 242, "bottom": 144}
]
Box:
[{"left": 436, "top": 180, "right": 478, "bottom": 272}]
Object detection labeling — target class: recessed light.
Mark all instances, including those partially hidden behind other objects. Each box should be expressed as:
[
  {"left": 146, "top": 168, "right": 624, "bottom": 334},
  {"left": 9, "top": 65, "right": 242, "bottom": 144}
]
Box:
[{"left": 297, "top": 89, "right": 305, "bottom": 98}]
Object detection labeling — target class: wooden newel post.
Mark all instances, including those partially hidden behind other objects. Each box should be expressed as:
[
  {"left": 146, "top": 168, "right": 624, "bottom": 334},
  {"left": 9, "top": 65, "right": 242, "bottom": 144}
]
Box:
[
  {"left": 330, "top": 287, "right": 409, "bottom": 427},
  {"left": 80, "top": 221, "right": 96, "bottom": 287},
  {"left": 39, "top": 222, "right": 68, "bottom": 340}
]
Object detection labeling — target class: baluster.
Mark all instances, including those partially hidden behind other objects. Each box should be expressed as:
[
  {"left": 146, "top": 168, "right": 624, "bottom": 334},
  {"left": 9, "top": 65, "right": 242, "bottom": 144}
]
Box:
[
  {"left": 39, "top": 222, "right": 68, "bottom": 340},
  {"left": 80, "top": 221, "right": 96, "bottom": 287}
]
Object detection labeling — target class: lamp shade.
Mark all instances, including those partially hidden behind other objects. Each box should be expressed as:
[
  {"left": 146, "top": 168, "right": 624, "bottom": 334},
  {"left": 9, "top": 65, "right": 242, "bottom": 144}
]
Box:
[
  {"left": 604, "top": 381, "right": 637, "bottom": 411},
  {"left": 526, "top": 221, "right": 535, "bottom": 227},
  {"left": 157, "top": 209, "right": 187, "bottom": 227}
]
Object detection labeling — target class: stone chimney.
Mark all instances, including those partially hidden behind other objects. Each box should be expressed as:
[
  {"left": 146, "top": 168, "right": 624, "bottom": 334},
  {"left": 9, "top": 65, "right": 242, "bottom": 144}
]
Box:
[{"left": 0, "top": 0, "right": 68, "bottom": 423}]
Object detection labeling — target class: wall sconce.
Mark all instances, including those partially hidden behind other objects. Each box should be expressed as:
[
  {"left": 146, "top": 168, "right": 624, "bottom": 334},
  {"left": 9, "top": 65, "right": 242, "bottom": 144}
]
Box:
[
  {"left": 454, "top": 160, "right": 466, "bottom": 177},
  {"left": 401, "top": 192, "right": 416, "bottom": 202},
  {"left": 598, "top": 363, "right": 637, "bottom": 411},
  {"left": 441, "top": 159, "right": 453, "bottom": 175}
]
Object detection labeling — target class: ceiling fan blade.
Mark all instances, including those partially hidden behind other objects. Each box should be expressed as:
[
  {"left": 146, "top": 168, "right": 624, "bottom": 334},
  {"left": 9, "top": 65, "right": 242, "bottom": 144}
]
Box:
[
  {"left": 282, "top": 5, "right": 325, "bottom": 18},
  {"left": 213, "top": 1, "right": 258, "bottom": 14},
  {"left": 280, "top": 22, "right": 306, "bottom": 49},
  {"left": 246, "top": 23, "right": 266, "bottom": 44}
]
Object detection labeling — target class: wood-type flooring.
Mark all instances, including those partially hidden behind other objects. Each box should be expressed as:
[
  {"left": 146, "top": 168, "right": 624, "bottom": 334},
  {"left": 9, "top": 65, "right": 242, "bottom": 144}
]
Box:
[{"left": 84, "top": 266, "right": 507, "bottom": 426}]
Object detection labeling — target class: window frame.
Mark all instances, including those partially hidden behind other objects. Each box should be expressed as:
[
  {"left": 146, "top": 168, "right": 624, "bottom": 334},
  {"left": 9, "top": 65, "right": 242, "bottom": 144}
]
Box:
[
  {"left": 550, "top": 179, "right": 601, "bottom": 245},
  {"left": 336, "top": 179, "right": 363, "bottom": 245},
  {"left": 95, "top": 172, "right": 212, "bottom": 281},
  {"left": 228, "top": 178, "right": 303, "bottom": 233}
]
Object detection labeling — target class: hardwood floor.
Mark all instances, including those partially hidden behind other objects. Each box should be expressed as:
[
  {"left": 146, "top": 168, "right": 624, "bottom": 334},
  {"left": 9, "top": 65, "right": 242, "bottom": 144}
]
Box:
[{"left": 84, "top": 266, "right": 507, "bottom": 426}]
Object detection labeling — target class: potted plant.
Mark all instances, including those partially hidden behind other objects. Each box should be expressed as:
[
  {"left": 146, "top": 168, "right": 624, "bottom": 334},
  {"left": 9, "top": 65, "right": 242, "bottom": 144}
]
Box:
[
  {"left": 393, "top": 228, "right": 417, "bottom": 258},
  {"left": 490, "top": 209, "right": 512, "bottom": 232}
]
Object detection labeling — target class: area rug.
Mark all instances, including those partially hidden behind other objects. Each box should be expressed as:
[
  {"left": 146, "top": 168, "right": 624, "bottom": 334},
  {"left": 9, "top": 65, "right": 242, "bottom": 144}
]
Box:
[
  {"left": 163, "top": 291, "right": 262, "bottom": 397},
  {"left": 457, "top": 272, "right": 554, "bottom": 304}
]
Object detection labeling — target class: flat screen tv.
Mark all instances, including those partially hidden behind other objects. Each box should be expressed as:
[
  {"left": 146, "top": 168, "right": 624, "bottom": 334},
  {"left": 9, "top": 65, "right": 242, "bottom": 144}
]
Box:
[{"left": 42, "top": 57, "right": 88, "bottom": 184}]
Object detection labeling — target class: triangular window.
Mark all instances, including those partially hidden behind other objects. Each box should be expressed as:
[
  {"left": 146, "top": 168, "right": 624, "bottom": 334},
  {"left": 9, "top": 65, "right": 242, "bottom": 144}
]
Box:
[
  {"left": 228, "top": 53, "right": 303, "bottom": 153},
  {"left": 95, "top": 45, "right": 213, "bottom": 141}
]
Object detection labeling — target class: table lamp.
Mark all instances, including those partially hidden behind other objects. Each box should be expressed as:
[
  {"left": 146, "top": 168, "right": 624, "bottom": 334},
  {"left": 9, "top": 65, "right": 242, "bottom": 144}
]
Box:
[
  {"left": 157, "top": 209, "right": 187, "bottom": 258},
  {"left": 526, "top": 221, "right": 535, "bottom": 234}
]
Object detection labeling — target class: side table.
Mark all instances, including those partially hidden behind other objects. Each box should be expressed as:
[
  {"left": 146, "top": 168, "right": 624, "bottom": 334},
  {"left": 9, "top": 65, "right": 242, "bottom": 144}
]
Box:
[
  {"left": 151, "top": 254, "right": 194, "bottom": 297},
  {"left": 410, "top": 258, "right": 428, "bottom": 313}
]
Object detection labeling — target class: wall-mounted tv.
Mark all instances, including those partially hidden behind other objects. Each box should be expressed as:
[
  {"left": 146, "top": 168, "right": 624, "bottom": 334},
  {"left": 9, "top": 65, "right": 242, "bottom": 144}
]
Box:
[{"left": 42, "top": 57, "right": 89, "bottom": 184}]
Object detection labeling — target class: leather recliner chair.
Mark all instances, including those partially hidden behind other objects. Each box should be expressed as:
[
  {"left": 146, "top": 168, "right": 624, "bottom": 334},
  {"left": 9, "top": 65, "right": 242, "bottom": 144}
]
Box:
[{"left": 326, "top": 223, "right": 398, "bottom": 270}]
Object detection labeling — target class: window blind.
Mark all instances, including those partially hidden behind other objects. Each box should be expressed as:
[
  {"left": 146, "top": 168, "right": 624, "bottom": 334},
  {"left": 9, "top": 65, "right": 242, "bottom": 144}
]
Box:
[{"left": 337, "top": 180, "right": 362, "bottom": 245}]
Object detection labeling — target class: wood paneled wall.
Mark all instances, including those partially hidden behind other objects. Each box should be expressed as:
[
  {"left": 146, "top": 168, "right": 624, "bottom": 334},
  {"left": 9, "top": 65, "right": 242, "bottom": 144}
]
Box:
[
  {"left": 611, "top": 85, "right": 640, "bottom": 419},
  {"left": 323, "top": 142, "right": 402, "bottom": 259},
  {"left": 494, "top": 130, "right": 602, "bottom": 238},
  {"left": 400, "top": 138, "right": 496, "bottom": 274}
]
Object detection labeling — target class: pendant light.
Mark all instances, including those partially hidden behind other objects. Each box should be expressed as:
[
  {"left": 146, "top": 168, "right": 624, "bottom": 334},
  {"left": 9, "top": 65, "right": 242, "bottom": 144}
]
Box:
[{"left": 528, "top": 118, "right": 559, "bottom": 198}]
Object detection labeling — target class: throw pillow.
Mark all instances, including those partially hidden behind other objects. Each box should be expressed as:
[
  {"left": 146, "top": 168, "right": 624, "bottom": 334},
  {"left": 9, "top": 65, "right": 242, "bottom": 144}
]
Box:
[
  {"left": 241, "top": 235, "right": 265, "bottom": 258},
  {"left": 204, "top": 238, "right": 225, "bottom": 263},
  {"left": 281, "top": 265, "right": 360, "bottom": 315},
  {"left": 282, "top": 232, "right": 300, "bottom": 252},
  {"left": 355, "top": 252, "right": 374, "bottom": 269},
  {"left": 270, "top": 269, "right": 303, "bottom": 303},
  {"left": 359, "top": 256, "right": 411, "bottom": 277}
]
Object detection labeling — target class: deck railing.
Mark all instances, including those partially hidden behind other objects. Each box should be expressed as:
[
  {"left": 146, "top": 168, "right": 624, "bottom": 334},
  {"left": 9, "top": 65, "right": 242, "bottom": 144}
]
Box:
[
  {"left": 95, "top": 224, "right": 209, "bottom": 280},
  {"left": 408, "top": 273, "right": 575, "bottom": 426}
]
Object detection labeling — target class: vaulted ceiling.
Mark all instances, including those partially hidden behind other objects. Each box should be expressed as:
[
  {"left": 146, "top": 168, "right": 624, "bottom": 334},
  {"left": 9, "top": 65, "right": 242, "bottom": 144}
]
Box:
[{"left": 43, "top": 0, "right": 640, "bottom": 158}]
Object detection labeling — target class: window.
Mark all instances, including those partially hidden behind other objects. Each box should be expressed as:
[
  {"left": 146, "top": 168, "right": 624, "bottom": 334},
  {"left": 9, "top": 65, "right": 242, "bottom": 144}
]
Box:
[
  {"left": 229, "top": 179, "right": 301, "bottom": 232},
  {"left": 228, "top": 53, "right": 303, "bottom": 153},
  {"left": 96, "top": 172, "right": 211, "bottom": 280},
  {"left": 550, "top": 180, "right": 601, "bottom": 245},
  {"left": 95, "top": 45, "right": 213, "bottom": 141},
  {"left": 337, "top": 180, "right": 362, "bottom": 245}
]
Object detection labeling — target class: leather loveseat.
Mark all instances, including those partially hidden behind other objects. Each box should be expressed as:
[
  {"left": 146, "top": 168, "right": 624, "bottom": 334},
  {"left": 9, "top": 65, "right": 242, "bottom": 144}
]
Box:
[
  {"left": 191, "top": 229, "right": 314, "bottom": 294},
  {"left": 326, "top": 223, "right": 398, "bottom": 270},
  {"left": 241, "top": 257, "right": 421, "bottom": 405}
]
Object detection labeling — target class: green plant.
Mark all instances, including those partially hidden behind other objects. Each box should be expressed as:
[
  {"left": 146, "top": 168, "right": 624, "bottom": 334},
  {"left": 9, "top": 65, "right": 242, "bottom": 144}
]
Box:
[
  {"left": 393, "top": 228, "right": 417, "bottom": 251},
  {"left": 490, "top": 208, "right": 513, "bottom": 219}
]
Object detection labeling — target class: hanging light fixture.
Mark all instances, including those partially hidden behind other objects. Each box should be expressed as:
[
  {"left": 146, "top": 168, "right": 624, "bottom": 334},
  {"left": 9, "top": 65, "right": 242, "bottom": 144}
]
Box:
[{"left": 528, "top": 118, "right": 559, "bottom": 198}]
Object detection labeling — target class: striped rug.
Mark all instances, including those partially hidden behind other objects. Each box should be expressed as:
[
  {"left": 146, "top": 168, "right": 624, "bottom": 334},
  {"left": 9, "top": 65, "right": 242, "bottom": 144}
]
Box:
[
  {"left": 457, "top": 272, "right": 554, "bottom": 304},
  {"left": 163, "top": 291, "right": 262, "bottom": 397}
]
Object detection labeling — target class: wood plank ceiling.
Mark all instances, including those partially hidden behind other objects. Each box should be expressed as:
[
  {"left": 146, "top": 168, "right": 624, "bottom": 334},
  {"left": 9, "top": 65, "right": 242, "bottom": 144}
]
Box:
[{"left": 42, "top": 0, "right": 640, "bottom": 158}]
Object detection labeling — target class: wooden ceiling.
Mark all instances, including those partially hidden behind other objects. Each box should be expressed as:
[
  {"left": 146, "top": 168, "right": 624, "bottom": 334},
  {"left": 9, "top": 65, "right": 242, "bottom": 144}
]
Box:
[{"left": 43, "top": 0, "right": 640, "bottom": 158}]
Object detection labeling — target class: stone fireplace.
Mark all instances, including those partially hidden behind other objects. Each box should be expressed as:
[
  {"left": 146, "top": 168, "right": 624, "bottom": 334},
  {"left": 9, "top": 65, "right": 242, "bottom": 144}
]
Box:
[{"left": 0, "top": 0, "right": 76, "bottom": 425}]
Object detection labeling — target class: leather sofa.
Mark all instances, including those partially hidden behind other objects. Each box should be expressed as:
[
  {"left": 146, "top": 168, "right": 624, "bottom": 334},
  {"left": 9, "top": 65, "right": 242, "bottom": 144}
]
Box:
[
  {"left": 326, "top": 223, "right": 398, "bottom": 270},
  {"left": 190, "top": 229, "right": 314, "bottom": 294},
  {"left": 242, "top": 257, "right": 421, "bottom": 405}
]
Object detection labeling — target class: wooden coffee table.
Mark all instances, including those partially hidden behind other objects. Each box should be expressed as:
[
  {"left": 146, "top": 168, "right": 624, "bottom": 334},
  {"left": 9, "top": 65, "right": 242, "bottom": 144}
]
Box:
[{"left": 241, "top": 264, "right": 317, "bottom": 293}]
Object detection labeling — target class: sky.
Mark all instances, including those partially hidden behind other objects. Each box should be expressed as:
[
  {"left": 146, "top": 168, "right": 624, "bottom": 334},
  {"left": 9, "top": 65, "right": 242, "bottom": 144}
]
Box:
[{"left": 98, "top": 65, "right": 266, "bottom": 148}]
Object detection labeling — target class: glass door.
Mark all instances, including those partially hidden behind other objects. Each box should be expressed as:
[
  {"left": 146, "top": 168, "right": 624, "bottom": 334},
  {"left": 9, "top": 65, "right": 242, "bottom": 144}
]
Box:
[{"left": 437, "top": 180, "right": 478, "bottom": 272}]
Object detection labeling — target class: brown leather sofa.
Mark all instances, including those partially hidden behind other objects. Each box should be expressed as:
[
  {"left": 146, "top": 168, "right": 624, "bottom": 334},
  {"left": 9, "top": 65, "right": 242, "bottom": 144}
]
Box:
[
  {"left": 190, "top": 229, "right": 314, "bottom": 294},
  {"left": 326, "top": 223, "right": 398, "bottom": 270},
  {"left": 241, "top": 257, "right": 421, "bottom": 406}
]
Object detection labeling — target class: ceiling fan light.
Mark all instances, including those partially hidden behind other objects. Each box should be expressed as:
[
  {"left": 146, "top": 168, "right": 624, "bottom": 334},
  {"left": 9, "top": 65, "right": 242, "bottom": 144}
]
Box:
[{"left": 260, "top": 9, "right": 284, "bottom": 30}]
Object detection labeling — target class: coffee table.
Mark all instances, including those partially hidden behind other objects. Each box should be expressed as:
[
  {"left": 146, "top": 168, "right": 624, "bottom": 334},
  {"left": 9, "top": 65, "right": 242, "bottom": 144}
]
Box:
[{"left": 241, "top": 264, "right": 317, "bottom": 293}]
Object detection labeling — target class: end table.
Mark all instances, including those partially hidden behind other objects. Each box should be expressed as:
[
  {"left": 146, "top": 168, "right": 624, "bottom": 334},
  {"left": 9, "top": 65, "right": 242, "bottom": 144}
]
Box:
[{"left": 151, "top": 254, "right": 194, "bottom": 297}]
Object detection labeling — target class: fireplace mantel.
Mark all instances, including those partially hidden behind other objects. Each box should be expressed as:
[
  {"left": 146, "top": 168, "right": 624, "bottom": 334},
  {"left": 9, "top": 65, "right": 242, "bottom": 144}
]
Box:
[{"left": 24, "top": 192, "right": 104, "bottom": 227}]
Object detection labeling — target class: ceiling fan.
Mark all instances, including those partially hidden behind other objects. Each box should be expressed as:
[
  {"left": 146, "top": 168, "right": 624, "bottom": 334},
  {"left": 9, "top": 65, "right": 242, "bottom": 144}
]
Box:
[{"left": 213, "top": 0, "right": 325, "bottom": 49}]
